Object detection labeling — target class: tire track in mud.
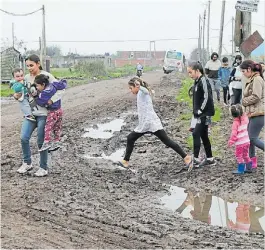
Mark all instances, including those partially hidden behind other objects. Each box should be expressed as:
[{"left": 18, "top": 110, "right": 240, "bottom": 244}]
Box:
[{"left": 1, "top": 72, "right": 264, "bottom": 249}]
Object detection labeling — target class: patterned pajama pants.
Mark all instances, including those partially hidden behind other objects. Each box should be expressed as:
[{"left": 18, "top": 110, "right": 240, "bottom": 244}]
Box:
[
  {"left": 235, "top": 143, "right": 251, "bottom": 163},
  {"left": 44, "top": 108, "right": 63, "bottom": 142}
]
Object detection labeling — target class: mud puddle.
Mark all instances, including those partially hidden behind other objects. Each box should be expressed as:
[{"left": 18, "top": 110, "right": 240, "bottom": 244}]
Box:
[
  {"left": 161, "top": 185, "right": 265, "bottom": 234},
  {"left": 84, "top": 148, "right": 125, "bottom": 163},
  {"left": 82, "top": 118, "right": 125, "bottom": 139}
]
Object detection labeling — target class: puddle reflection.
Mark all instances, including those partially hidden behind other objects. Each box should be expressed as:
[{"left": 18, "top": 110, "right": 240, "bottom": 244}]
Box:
[
  {"left": 82, "top": 119, "right": 125, "bottom": 139},
  {"left": 161, "top": 186, "right": 265, "bottom": 234}
]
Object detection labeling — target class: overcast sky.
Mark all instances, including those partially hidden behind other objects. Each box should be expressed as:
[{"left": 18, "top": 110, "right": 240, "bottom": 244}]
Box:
[{"left": 1, "top": 0, "right": 264, "bottom": 57}]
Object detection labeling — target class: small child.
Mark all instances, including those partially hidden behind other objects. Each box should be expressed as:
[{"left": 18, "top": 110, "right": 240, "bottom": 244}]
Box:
[
  {"left": 10, "top": 68, "right": 35, "bottom": 121},
  {"left": 218, "top": 57, "right": 231, "bottom": 106},
  {"left": 34, "top": 74, "right": 67, "bottom": 152},
  {"left": 228, "top": 104, "right": 252, "bottom": 174}
]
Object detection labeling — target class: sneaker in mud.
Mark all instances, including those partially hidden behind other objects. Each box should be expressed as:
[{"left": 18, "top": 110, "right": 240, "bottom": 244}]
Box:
[
  {"left": 25, "top": 115, "right": 36, "bottom": 122},
  {"left": 194, "top": 158, "right": 202, "bottom": 168},
  {"left": 38, "top": 141, "right": 52, "bottom": 152},
  {"left": 49, "top": 141, "right": 61, "bottom": 152},
  {"left": 199, "top": 158, "right": 216, "bottom": 167}
]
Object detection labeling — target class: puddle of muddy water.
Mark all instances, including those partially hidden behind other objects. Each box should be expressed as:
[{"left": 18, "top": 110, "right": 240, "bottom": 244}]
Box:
[
  {"left": 161, "top": 185, "right": 265, "bottom": 234},
  {"left": 82, "top": 119, "right": 125, "bottom": 139},
  {"left": 84, "top": 148, "right": 125, "bottom": 163}
]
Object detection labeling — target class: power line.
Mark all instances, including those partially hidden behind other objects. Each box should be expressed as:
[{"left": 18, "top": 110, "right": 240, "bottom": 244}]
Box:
[
  {"left": 20, "top": 37, "right": 220, "bottom": 44},
  {"left": 0, "top": 7, "right": 42, "bottom": 16}
]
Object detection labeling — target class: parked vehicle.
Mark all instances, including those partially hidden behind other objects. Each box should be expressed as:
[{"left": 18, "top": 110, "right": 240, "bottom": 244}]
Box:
[{"left": 163, "top": 50, "right": 185, "bottom": 74}]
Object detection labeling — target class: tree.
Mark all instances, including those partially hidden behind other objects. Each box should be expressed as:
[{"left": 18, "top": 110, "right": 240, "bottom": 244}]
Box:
[
  {"left": 190, "top": 48, "right": 209, "bottom": 64},
  {"left": 1, "top": 37, "right": 24, "bottom": 51},
  {"left": 46, "top": 45, "right": 62, "bottom": 57}
]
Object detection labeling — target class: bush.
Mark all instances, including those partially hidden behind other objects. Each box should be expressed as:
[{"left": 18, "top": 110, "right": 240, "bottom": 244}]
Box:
[{"left": 74, "top": 61, "right": 107, "bottom": 77}]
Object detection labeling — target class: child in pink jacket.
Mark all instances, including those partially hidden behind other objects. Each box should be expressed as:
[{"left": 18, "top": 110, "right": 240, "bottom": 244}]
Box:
[{"left": 228, "top": 104, "right": 252, "bottom": 174}]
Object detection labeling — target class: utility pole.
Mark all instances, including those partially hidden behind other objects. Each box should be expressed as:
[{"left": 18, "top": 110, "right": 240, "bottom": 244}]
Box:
[
  {"left": 39, "top": 36, "right": 43, "bottom": 68},
  {"left": 12, "top": 22, "right": 15, "bottom": 48},
  {"left": 218, "top": 0, "right": 226, "bottom": 57},
  {"left": 42, "top": 5, "right": 47, "bottom": 71},
  {"left": 207, "top": 0, "right": 211, "bottom": 60},
  {"left": 232, "top": 16, "right": 235, "bottom": 55},
  {"left": 198, "top": 14, "right": 201, "bottom": 62},
  {"left": 202, "top": 9, "right": 206, "bottom": 64},
  {"left": 242, "top": 11, "right": 252, "bottom": 59}
]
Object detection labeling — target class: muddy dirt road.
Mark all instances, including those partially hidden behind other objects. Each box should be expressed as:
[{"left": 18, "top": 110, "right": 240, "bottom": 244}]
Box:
[{"left": 1, "top": 71, "right": 264, "bottom": 249}]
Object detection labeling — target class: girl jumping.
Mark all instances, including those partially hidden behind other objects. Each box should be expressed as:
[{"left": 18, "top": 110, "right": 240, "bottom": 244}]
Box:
[{"left": 118, "top": 77, "right": 193, "bottom": 170}]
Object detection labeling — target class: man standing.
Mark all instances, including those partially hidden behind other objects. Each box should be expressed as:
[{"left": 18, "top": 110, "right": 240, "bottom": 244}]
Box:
[{"left": 205, "top": 52, "right": 222, "bottom": 102}]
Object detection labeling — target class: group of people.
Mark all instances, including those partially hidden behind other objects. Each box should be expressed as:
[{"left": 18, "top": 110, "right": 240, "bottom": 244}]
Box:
[{"left": 11, "top": 53, "right": 264, "bottom": 177}]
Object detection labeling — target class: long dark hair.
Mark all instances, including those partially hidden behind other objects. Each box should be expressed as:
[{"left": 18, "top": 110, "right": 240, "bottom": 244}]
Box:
[
  {"left": 240, "top": 60, "right": 264, "bottom": 79},
  {"left": 25, "top": 54, "right": 43, "bottom": 70},
  {"left": 210, "top": 52, "right": 219, "bottom": 60},
  {"left": 232, "top": 55, "right": 242, "bottom": 67},
  {"left": 188, "top": 61, "right": 204, "bottom": 75},
  {"left": 34, "top": 74, "right": 50, "bottom": 87}
]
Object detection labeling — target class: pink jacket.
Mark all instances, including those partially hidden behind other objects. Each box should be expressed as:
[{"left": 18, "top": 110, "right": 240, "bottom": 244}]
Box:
[{"left": 228, "top": 114, "right": 250, "bottom": 147}]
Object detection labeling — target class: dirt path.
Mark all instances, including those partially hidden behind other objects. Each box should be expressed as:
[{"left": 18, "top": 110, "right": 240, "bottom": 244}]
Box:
[{"left": 1, "top": 71, "right": 264, "bottom": 249}]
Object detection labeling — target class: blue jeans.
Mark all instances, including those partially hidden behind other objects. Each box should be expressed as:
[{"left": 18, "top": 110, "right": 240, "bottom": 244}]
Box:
[
  {"left": 248, "top": 115, "right": 264, "bottom": 158},
  {"left": 19, "top": 96, "right": 32, "bottom": 117},
  {"left": 21, "top": 116, "right": 48, "bottom": 170}
]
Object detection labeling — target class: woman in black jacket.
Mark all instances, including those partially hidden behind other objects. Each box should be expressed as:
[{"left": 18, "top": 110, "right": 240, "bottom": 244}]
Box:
[{"left": 187, "top": 61, "right": 216, "bottom": 168}]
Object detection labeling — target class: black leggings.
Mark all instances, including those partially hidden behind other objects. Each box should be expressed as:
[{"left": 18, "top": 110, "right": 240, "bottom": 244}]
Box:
[
  {"left": 232, "top": 88, "right": 242, "bottom": 105},
  {"left": 192, "top": 117, "right": 212, "bottom": 158},
  {"left": 124, "top": 129, "right": 187, "bottom": 161},
  {"left": 223, "top": 87, "right": 230, "bottom": 104}
]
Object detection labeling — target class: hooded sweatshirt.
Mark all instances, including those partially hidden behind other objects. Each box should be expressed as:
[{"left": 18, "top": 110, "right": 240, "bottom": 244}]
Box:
[{"left": 228, "top": 113, "right": 250, "bottom": 146}]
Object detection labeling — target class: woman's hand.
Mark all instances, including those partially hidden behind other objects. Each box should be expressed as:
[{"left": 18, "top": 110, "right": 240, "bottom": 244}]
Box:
[{"left": 13, "top": 93, "right": 22, "bottom": 100}]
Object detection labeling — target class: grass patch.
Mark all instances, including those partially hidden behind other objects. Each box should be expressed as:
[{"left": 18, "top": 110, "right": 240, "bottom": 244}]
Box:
[
  {"left": 1, "top": 84, "right": 13, "bottom": 97},
  {"left": 176, "top": 78, "right": 193, "bottom": 107}
]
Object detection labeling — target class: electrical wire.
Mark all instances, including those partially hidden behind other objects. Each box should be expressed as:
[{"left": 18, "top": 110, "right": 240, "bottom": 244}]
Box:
[
  {"left": 19, "top": 37, "right": 219, "bottom": 44},
  {"left": 0, "top": 8, "right": 42, "bottom": 16}
]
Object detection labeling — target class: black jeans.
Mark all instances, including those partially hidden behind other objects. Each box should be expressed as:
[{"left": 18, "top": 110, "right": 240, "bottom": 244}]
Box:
[
  {"left": 223, "top": 86, "right": 230, "bottom": 104},
  {"left": 232, "top": 88, "right": 242, "bottom": 105},
  {"left": 124, "top": 130, "right": 187, "bottom": 161},
  {"left": 192, "top": 117, "right": 212, "bottom": 158}
]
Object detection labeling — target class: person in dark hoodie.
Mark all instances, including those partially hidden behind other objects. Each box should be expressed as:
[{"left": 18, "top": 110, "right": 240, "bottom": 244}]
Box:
[
  {"left": 187, "top": 62, "right": 215, "bottom": 167},
  {"left": 34, "top": 74, "right": 67, "bottom": 152},
  {"left": 187, "top": 61, "right": 215, "bottom": 168},
  {"left": 205, "top": 52, "right": 221, "bottom": 102}
]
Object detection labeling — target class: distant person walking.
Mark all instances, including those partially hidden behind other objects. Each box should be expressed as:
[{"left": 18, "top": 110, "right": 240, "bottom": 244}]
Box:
[
  {"left": 229, "top": 55, "right": 243, "bottom": 105},
  {"left": 205, "top": 52, "right": 221, "bottom": 102},
  {"left": 218, "top": 57, "right": 231, "bottom": 106}
]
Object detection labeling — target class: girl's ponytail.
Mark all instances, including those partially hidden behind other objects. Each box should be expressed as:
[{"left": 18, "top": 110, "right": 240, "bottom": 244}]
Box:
[{"left": 128, "top": 77, "right": 153, "bottom": 95}]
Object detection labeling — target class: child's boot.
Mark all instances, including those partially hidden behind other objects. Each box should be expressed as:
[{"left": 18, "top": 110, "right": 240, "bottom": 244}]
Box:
[
  {"left": 232, "top": 163, "right": 245, "bottom": 174},
  {"left": 244, "top": 161, "right": 253, "bottom": 173},
  {"left": 251, "top": 156, "right": 257, "bottom": 171}
]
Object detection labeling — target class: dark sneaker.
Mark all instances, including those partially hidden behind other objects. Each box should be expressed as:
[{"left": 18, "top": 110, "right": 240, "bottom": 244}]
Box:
[
  {"left": 25, "top": 115, "right": 36, "bottom": 122},
  {"left": 194, "top": 158, "right": 202, "bottom": 168},
  {"left": 199, "top": 158, "right": 216, "bottom": 167}
]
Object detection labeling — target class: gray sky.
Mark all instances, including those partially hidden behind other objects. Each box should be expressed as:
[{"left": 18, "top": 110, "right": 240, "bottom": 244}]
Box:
[{"left": 1, "top": 0, "right": 264, "bottom": 57}]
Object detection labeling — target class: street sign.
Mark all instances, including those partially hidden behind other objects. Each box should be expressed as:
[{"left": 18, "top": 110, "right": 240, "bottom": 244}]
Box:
[
  {"left": 240, "top": 30, "right": 264, "bottom": 56},
  {"left": 235, "top": 0, "right": 260, "bottom": 12}
]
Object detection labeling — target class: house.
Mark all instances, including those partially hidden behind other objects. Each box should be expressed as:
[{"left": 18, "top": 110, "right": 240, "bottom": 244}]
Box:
[
  {"left": 0, "top": 47, "right": 23, "bottom": 83},
  {"left": 50, "top": 54, "right": 112, "bottom": 68},
  {"left": 114, "top": 50, "right": 166, "bottom": 67}
]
